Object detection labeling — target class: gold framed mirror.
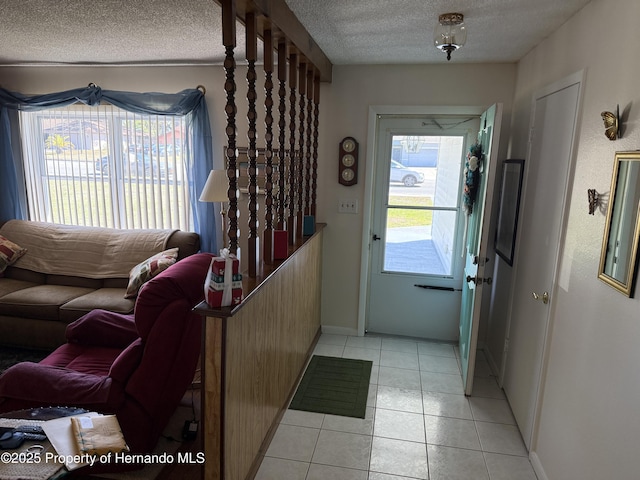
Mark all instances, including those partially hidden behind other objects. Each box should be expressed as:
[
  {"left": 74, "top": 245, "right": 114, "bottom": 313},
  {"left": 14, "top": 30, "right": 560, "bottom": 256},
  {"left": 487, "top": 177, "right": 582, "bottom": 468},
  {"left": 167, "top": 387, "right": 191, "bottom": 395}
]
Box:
[{"left": 598, "top": 151, "right": 640, "bottom": 296}]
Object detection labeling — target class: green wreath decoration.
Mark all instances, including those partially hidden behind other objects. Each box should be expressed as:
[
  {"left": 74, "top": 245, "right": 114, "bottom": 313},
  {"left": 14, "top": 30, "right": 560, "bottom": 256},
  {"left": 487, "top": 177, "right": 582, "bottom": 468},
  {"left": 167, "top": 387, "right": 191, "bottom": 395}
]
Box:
[{"left": 463, "top": 143, "right": 483, "bottom": 215}]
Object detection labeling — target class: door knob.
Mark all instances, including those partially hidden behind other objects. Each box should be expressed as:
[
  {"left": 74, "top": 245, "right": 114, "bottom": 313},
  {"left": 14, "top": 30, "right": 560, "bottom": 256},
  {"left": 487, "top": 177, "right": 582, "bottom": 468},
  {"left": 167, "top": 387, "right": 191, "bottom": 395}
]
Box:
[{"left": 532, "top": 292, "right": 549, "bottom": 304}]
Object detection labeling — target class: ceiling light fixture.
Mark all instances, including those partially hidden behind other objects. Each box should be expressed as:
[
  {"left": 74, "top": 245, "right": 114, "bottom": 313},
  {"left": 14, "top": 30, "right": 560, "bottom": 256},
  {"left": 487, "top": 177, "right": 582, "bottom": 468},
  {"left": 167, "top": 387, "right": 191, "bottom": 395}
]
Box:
[{"left": 434, "top": 13, "right": 467, "bottom": 61}]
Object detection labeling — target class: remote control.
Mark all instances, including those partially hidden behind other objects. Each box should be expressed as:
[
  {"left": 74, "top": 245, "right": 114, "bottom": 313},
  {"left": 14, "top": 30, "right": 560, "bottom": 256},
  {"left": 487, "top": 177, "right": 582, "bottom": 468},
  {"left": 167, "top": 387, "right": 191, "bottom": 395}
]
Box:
[
  {"left": 14, "top": 425, "right": 44, "bottom": 434},
  {"left": 14, "top": 425, "right": 47, "bottom": 441}
]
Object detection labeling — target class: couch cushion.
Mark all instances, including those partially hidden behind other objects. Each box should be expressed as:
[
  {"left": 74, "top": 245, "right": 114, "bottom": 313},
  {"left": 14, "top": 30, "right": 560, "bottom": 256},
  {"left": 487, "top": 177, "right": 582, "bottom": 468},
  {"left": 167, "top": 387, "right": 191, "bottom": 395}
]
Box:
[
  {"left": 103, "top": 278, "right": 128, "bottom": 289},
  {"left": 66, "top": 310, "right": 137, "bottom": 348},
  {"left": 0, "top": 235, "right": 27, "bottom": 274},
  {"left": 0, "top": 278, "right": 38, "bottom": 298},
  {"left": 0, "top": 285, "right": 95, "bottom": 320},
  {"left": 47, "top": 274, "right": 103, "bottom": 289},
  {"left": 60, "top": 289, "right": 135, "bottom": 323},
  {"left": 2, "top": 267, "right": 46, "bottom": 283},
  {"left": 41, "top": 343, "right": 122, "bottom": 376}
]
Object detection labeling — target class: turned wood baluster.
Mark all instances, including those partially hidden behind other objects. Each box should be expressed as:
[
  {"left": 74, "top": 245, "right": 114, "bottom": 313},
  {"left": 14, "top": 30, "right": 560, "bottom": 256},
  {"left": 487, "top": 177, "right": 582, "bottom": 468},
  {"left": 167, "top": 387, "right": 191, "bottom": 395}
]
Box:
[
  {"left": 296, "top": 61, "right": 306, "bottom": 238},
  {"left": 305, "top": 66, "right": 313, "bottom": 216},
  {"left": 222, "top": 0, "right": 238, "bottom": 255},
  {"left": 277, "top": 41, "right": 287, "bottom": 230},
  {"left": 263, "top": 29, "right": 274, "bottom": 264},
  {"left": 311, "top": 74, "right": 320, "bottom": 217},
  {"left": 288, "top": 53, "right": 297, "bottom": 245},
  {"left": 246, "top": 12, "right": 258, "bottom": 277}
]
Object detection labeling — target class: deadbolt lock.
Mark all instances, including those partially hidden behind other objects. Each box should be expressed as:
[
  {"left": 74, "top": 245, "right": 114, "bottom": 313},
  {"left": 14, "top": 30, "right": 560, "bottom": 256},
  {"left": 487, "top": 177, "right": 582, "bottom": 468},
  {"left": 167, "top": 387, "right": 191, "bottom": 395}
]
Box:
[
  {"left": 472, "top": 256, "right": 490, "bottom": 266},
  {"left": 532, "top": 292, "right": 549, "bottom": 304},
  {"left": 466, "top": 275, "right": 493, "bottom": 286}
]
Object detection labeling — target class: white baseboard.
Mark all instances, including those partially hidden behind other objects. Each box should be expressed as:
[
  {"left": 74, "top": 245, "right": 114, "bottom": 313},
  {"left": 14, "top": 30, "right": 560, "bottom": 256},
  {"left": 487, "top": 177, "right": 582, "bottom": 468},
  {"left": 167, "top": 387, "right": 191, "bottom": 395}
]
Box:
[
  {"left": 530, "top": 451, "right": 549, "bottom": 480},
  {"left": 321, "top": 325, "right": 359, "bottom": 336}
]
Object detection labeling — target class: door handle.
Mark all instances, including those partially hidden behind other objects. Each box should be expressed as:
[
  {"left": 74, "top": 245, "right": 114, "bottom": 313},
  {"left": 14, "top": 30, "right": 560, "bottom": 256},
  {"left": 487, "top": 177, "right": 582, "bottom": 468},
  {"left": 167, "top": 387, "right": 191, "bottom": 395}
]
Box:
[
  {"left": 466, "top": 275, "right": 493, "bottom": 286},
  {"left": 532, "top": 291, "right": 549, "bottom": 304},
  {"left": 373, "top": 234, "right": 381, "bottom": 241}
]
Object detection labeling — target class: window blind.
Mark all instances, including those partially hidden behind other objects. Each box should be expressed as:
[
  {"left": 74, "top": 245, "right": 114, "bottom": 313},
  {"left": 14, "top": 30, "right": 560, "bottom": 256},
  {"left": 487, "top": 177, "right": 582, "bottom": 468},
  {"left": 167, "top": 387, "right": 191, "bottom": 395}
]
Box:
[{"left": 20, "top": 104, "right": 193, "bottom": 231}]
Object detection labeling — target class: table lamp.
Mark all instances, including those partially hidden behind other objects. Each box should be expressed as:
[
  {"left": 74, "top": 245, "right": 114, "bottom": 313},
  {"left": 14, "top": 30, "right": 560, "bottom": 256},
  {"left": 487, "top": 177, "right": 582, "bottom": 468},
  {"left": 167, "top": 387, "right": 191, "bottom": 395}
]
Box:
[{"left": 199, "top": 170, "right": 229, "bottom": 247}]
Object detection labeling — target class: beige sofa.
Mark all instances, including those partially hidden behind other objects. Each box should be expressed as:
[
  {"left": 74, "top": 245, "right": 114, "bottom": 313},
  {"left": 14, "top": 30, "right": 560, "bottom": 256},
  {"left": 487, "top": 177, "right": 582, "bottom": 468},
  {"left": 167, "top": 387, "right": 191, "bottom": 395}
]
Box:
[{"left": 0, "top": 220, "right": 200, "bottom": 350}]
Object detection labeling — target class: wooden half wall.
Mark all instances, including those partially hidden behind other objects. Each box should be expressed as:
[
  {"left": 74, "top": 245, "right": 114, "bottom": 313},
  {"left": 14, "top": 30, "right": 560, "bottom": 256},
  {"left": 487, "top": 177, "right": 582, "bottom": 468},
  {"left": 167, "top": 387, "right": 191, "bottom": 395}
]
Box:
[{"left": 197, "top": 225, "right": 324, "bottom": 479}]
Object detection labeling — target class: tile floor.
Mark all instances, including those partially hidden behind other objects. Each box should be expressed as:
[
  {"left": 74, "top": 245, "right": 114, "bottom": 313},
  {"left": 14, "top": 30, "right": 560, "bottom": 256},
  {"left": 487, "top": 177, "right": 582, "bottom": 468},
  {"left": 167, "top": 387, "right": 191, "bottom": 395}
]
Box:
[{"left": 255, "top": 333, "right": 538, "bottom": 480}]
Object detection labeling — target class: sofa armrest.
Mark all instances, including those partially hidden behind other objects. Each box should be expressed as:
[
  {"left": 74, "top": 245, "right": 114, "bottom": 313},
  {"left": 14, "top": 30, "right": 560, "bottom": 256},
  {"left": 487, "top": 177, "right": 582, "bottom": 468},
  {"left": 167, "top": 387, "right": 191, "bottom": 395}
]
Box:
[
  {"left": 66, "top": 309, "right": 138, "bottom": 348},
  {"left": 0, "top": 362, "right": 118, "bottom": 406},
  {"left": 167, "top": 230, "right": 200, "bottom": 259}
]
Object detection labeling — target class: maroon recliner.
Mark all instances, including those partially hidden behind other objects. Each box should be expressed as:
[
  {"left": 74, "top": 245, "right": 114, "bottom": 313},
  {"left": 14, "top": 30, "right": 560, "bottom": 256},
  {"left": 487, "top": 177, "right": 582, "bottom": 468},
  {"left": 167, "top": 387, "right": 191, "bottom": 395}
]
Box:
[{"left": 0, "top": 252, "right": 213, "bottom": 454}]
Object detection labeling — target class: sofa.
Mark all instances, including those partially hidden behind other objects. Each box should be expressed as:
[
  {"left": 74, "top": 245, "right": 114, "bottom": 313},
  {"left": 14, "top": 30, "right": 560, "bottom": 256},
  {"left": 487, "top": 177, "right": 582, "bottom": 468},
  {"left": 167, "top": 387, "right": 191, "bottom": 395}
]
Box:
[{"left": 0, "top": 220, "right": 200, "bottom": 350}]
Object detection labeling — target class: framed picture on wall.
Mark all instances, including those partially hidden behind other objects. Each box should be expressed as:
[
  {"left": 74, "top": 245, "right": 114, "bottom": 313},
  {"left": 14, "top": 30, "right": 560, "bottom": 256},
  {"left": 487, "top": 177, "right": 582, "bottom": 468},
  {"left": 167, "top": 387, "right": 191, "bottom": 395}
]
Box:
[{"left": 495, "top": 159, "right": 525, "bottom": 266}]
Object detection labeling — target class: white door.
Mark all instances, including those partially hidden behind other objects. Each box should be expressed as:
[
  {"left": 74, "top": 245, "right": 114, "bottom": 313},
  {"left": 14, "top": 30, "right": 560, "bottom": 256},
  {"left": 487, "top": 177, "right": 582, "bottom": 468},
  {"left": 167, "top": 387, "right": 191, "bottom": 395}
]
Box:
[
  {"left": 501, "top": 73, "right": 582, "bottom": 449},
  {"left": 366, "top": 114, "right": 483, "bottom": 341},
  {"left": 459, "top": 104, "right": 503, "bottom": 395}
]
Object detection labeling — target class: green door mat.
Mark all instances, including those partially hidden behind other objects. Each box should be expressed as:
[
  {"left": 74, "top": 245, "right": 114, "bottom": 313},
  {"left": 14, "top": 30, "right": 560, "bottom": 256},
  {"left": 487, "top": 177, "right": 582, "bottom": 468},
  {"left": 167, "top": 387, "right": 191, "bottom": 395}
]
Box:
[{"left": 290, "top": 355, "right": 372, "bottom": 418}]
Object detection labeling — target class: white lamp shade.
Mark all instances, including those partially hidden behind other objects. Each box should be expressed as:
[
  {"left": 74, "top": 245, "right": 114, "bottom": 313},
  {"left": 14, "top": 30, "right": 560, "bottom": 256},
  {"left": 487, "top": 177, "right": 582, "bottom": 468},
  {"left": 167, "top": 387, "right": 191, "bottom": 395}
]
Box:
[{"left": 199, "top": 170, "right": 229, "bottom": 202}]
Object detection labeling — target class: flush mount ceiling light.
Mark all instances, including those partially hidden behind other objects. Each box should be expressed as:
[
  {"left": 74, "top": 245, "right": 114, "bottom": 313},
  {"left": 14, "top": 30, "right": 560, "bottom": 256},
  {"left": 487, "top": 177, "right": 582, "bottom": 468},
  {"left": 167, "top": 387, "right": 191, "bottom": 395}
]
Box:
[{"left": 434, "top": 13, "right": 467, "bottom": 61}]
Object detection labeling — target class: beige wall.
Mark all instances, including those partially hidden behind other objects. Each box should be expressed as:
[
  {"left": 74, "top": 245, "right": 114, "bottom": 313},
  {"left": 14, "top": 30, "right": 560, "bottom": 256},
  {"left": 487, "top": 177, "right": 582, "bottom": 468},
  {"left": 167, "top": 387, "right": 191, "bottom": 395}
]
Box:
[
  {"left": 319, "top": 64, "right": 516, "bottom": 334},
  {"left": 503, "top": 0, "right": 640, "bottom": 478}
]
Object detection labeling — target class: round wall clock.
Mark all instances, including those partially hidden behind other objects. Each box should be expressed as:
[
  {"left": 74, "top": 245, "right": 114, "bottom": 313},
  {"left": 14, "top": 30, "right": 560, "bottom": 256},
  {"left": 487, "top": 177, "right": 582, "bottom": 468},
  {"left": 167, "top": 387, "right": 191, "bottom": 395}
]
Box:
[{"left": 339, "top": 136, "right": 359, "bottom": 186}]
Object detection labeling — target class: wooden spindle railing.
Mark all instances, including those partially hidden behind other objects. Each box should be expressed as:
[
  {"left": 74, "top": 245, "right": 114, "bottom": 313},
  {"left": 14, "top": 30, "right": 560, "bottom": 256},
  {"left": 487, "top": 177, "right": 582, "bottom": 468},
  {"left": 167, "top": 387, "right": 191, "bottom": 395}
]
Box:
[
  {"left": 287, "top": 52, "right": 297, "bottom": 245},
  {"left": 312, "top": 73, "right": 320, "bottom": 217},
  {"left": 222, "top": 0, "right": 238, "bottom": 255},
  {"left": 207, "top": 3, "right": 334, "bottom": 479},
  {"left": 218, "top": 1, "right": 331, "bottom": 260},
  {"left": 263, "top": 29, "right": 274, "bottom": 264},
  {"left": 296, "top": 61, "right": 306, "bottom": 238},
  {"left": 246, "top": 12, "right": 258, "bottom": 277},
  {"left": 305, "top": 66, "right": 313, "bottom": 217},
  {"left": 277, "top": 40, "right": 287, "bottom": 231}
]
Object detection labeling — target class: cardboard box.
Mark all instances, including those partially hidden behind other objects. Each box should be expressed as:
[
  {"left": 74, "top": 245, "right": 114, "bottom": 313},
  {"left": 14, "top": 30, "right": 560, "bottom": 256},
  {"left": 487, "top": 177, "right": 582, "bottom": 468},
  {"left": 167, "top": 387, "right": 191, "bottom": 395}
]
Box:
[
  {"left": 210, "top": 255, "right": 239, "bottom": 276},
  {"left": 273, "top": 230, "right": 288, "bottom": 259},
  {"left": 303, "top": 215, "right": 315, "bottom": 236},
  {"left": 208, "top": 278, "right": 243, "bottom": 291},
  {"left": 206, "top": 286, "right": 243, "bottom": 308}
]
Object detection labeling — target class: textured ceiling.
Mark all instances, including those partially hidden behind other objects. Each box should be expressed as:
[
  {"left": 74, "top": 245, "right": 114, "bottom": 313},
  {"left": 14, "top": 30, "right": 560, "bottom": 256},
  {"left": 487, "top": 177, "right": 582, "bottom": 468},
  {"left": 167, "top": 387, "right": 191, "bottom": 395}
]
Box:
[
  {"left": 285, "top": 0, "right": 593, "bottom": 64},
  {"left": 0, "top": 0, "right": 592, "bottom": 67}
]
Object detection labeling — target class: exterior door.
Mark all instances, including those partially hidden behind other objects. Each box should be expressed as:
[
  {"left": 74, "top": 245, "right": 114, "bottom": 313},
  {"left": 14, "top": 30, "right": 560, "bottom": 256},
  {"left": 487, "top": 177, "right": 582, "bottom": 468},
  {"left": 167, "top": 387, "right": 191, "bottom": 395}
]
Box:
[
  {"left": 366, "top": 116, "right": 479, "bottom": 340},
  {"left": 501, "top": 74, "right": 582, "bottom": 449},
  {"left": 459, "top": 104, "right": 503, "bottom": 395}
]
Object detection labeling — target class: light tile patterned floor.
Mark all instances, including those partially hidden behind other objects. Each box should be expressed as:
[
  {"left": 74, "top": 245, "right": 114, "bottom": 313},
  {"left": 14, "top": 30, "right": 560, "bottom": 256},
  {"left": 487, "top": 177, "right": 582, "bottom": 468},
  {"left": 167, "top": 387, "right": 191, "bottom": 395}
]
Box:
[{"left": 256, "top": 333, "right": 538, "bottom": 480}]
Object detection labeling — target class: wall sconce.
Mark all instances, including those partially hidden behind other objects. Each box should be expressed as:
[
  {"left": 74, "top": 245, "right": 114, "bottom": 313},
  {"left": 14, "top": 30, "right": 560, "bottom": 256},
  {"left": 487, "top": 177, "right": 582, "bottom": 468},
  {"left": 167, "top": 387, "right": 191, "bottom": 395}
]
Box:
[
  {"left": 587, "top": 188, "right": 600, "bottom": 215},
  {"left": 434, "top": 13, "right": 467, "bottom": 61},
  {"left": 601, "top": 105, "right": 620, "bottom": 141}
]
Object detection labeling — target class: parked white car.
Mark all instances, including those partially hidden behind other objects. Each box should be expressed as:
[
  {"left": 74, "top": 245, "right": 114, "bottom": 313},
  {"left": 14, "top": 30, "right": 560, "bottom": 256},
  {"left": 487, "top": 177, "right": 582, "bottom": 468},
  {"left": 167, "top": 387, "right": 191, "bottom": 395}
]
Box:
[{"left": 390, "top": 160, "right": 425, "bottom": 187}]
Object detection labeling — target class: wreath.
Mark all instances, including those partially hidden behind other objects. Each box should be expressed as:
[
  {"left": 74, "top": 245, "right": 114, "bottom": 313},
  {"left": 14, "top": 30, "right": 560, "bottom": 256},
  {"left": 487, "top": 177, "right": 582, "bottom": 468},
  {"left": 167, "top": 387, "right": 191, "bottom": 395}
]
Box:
[{"left": 463, "top": 143, "right": 483, "bottom": 215}]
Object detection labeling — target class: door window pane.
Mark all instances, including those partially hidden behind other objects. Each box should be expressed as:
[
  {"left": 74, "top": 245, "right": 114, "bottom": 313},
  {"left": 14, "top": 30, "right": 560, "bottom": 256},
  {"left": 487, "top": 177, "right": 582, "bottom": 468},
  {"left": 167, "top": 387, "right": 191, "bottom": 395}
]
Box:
[
  {"left": 383, "top": 135, "right": 464, "bottom": 276},
  {"left": 384, "top": 209, "right": 458, "bottom": 275}
]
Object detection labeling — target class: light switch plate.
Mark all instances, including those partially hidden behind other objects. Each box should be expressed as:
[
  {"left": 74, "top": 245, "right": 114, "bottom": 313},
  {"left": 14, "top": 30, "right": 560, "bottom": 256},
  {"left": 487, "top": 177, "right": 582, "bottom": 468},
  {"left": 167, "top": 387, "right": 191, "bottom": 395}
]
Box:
[{"left": 338, "top": 198, "right": 358, "bottom": 214}]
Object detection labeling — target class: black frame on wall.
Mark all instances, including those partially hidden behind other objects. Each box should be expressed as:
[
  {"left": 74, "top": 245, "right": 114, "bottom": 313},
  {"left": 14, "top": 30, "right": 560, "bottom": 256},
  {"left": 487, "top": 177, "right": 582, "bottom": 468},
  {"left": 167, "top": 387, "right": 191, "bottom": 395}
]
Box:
[{"left": 495, "top": 159, "right": 525, "bottom": 266}]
